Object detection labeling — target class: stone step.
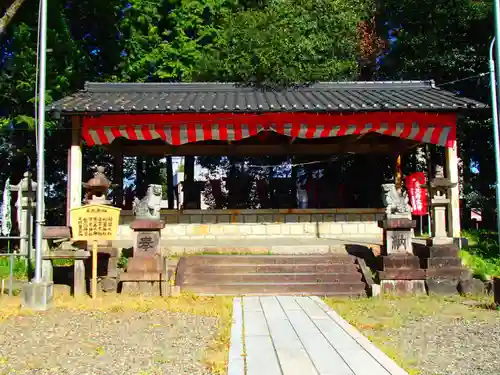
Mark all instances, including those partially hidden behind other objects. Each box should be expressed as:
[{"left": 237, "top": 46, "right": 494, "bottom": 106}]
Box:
[
  {"left": 180, "top": 264, "right": 360, "bottom": 275},
  {"left": 180, "top": 254, "right": 356, "bottom": 265},
  {"left": 182, "top": 272, "right": 363, "bottom": 284},
  {"left": 181, "top": 282, "right": 366, "bottom": 296}
]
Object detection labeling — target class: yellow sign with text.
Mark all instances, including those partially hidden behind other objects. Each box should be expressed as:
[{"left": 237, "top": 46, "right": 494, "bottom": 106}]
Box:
[{"left": 70, "top": 204, "right": 121, "bottom": 241}]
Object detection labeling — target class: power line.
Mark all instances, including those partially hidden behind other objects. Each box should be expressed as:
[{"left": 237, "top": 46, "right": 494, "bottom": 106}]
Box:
[{"left": 435, "top": 72, "right": 488, "bottom": 87}]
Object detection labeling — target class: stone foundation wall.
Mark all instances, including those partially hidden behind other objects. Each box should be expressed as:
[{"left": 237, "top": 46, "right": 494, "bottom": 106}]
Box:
[{"left": 116, "top": 208, "right": 384, "bottom": 241}]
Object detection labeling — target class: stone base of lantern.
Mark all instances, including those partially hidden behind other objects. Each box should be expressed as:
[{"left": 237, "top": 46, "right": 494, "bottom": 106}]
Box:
[{"left": 425, "top": 243, "right": 471, "bottom": 296}]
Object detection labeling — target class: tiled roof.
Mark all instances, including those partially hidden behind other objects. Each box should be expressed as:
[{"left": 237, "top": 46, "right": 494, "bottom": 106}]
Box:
[{"left": 48, "top": 81, "right": 487, "bottom": 114}]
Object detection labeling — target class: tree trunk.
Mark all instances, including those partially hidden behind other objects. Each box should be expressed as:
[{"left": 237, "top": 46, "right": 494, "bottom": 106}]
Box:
[{"left": 0, "top": 0, "right": 26, "bottom": 36}]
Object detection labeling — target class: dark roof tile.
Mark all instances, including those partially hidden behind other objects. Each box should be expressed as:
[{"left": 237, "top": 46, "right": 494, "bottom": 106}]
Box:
[{"left": 48, "top": 81, "right": 487, "bottom": 114}]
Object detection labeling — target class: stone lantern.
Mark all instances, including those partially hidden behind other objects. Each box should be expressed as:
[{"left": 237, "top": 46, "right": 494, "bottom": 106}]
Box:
[
  {"left": 429, "top": 165, "right": 457, "bottom": 245},
  {"left": 10, "top": 172, "right": 37, "bottom": 259},
  {"left": 83, "top": 166, "right": 112, "bottom": 205}
]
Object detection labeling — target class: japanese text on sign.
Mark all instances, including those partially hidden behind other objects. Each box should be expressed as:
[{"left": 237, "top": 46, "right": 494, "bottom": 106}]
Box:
[
  {"left": 405, "top": 172, "right": 428, "bottom": 216},
  {"left": 70, "top": 204, "right": 121, "bottom": 241}
]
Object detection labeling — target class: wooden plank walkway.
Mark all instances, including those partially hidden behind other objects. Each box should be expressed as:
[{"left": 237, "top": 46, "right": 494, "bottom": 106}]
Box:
[{"left": 228, "top": 296, "right": 409, "bottom": 375}]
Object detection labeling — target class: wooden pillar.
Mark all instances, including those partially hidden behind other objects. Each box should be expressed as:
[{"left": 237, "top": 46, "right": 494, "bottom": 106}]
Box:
[
  {"left": 446, "top": 141, "right": 461, "bottom": 238},
  {"left": 113, "top": 153, "right": 124, "bottom": 207},
  {"left": 184, "top": 156, "right": 195, "bottom": 183},
  {"left": 67, "top": 116, "right": 83, "bottom": 226},
  {"left": 136, "top": 156, "right": 145, "bottom": 196},
  {"left": 166, "top": 156, "right": 174, "bottom": 209}
]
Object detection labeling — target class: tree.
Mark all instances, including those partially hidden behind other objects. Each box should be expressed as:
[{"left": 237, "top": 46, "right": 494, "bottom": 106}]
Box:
[
  {"left": 0, "top": 0, "right": 26, "bottom": 37},
  {"left": 197, "top": 0, "right": 373, "bottom": 87}
]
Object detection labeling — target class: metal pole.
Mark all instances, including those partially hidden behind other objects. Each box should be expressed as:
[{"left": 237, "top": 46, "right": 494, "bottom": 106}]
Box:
[
  {"left": 8, "top": 241, "right": 13, "bottom": 297},
  {"left": 489, "top": 37, "right": 500, "bottom": 246},
  {"left": 33, "top": 0, "right": 48, "bottom": 283}
]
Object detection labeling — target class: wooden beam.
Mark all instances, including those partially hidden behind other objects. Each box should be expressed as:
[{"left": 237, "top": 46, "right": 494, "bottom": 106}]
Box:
[{"left": 109, "top": 143, "right": 401, "bottom": 156}]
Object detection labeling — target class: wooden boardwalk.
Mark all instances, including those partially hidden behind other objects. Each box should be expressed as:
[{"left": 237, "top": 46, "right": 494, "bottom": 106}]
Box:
[{"left": 228, "top": 296, "right": 409, "bottom": 375}]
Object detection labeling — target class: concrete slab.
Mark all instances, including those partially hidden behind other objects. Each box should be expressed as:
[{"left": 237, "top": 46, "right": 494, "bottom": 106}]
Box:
[{"left": 229, "top": 295, "right": 410, "bottom": 375}]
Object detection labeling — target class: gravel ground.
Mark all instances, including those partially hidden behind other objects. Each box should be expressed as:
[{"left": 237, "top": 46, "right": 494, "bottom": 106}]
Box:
[
  {"left": 382, "top": 311, "right": 500, "bottom": 375},
  {"left": 0, "top": 309, "right": 219, "bottom": 375}
]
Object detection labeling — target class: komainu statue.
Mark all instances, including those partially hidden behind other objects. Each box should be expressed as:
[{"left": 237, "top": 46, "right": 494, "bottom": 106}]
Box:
[
  {"left": 133, "top": 184, "right": 162, "bottom": 220},
  {"left": 381, "top": 183, "right": 412, "bottom": 217}
]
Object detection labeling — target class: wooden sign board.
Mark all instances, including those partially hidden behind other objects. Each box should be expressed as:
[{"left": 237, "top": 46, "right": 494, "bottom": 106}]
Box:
[{"left": 70, "top": 204, "right": 121, "bottom": 241}]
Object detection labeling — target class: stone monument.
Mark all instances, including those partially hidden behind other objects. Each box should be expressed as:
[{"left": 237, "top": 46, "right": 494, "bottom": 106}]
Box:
[
  {"left": 378, "top": 183, "right": 425, "bottom": 295},
  {"left": 425, "top": 166, "right": 471, "bottom": 295},
  {"left": 120, "top": 184, "right": 168, "bottom": 296}
]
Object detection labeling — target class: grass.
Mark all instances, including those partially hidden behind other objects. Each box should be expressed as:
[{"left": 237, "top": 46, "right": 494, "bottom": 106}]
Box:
[
  {"left": 324, "top": 295, "right": 497, "bottom": 375},
  {"left": 460, "top": 230, "right": 500, "bottom": 280},
  {"left": 0, "top": 257, "right": 28, "bottom": 280},
  {"left": 0, "top": 292, "right": 233, "bottom": 375}
]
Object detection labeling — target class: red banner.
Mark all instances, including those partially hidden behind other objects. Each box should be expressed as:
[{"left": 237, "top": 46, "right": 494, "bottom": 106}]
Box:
[{"left": 405, "top": 172, "right": 428, "bottom": 216}]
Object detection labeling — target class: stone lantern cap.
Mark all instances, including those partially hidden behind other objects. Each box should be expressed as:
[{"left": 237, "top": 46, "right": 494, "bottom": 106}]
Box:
[
  {"left": 83, "top": 166, "right": 111, "bottom": 195},
  {"left": 430, "top": 165, "right": 456, "bottom": 189}
]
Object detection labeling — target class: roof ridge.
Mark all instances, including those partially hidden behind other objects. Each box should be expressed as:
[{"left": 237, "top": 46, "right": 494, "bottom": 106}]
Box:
[{"left": 83, "top": 80, "right": 434, "bottom": 93}]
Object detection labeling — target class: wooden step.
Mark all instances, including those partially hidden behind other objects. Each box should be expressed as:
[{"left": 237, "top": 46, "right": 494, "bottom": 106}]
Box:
[
  {"left": 182, "top": 282, "right": 366, "bottom": 296},
  {"left": 181, "top": 272, "right": 363, "bottom": 284},
  {"left": 181, "top": 254, "right": 356, "bottom": 265},
  {"left": 180, "top": 264, "right": 360, "bottom": 275}
]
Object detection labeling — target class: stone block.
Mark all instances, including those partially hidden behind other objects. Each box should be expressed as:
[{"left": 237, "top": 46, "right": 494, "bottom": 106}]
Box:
[
  {"left": 303, "top": 223, "right": 316, "bottom": 234},
  {"left": 429, "top": 244, "right": 460, "bottom": 258},
  {"left": 427, "top": 257, "right": 462, "bottom": 268},
  {"left": 258, "top": 215, "right": 273, "bottom": 223},
  {"left": 190, "top": 214, "right": 202, "bottom": 223},
  {"left": 289, "top": 224, "right": 305, "bottom": 235},
  {"left": 218, "top": 215, "right": 231, "bottom": 223},
  {"left": 347, "top": 214, "right": 361, "bottom": 222},
  {"left": 371, "top": 284, "right": 381, "bottom": 297},
  {"left": 127, "top": 257, "right": 162, "bottom": 273},
  {"left": 426, "top": 278, "right": 459, "bottom": 295},
  {"left": 190, "top": 225, "right": 210, "bottom": 236},
  {"left": 357, "top": 223, "right": 366, "bottom": 234},
  {"left": 341, "top": 223, "right": 358, "bottom": 234},
  {"left": 279, "top": 224, "right": 291, "bottom": 235},
  {"left": 223, "top": 225, "right": 239, "bottom": 235},
  {"left": 298, "top": 215, "right": 311, "bottom": 223},
  {"left": 272, "top": 214, "right": 284, "bottom": 223},
  {"left": 323, "top": 214, "right": 335, "bottom": 222},
  {"left": 245, "top": 214, "right": 257, "bottom": 223},
  {"left": 361, "top": 214, "right": 376, "bottom": 222},
  {"left": 266, "top": 225, "right": 281, "bottom": 235},
  {"left": 380, "top": 280, "right": 426, "bottom": 295},
  {"left": 328, "top": 223, "right": 343, "bottom": 234},
  {"left": 251, "top": 225, "right": 266, "bottom": 235},
  {"left": 335, "top": 214, "right": 346, "bottom": 222},
  {"left": 426, "top": 267, "right": 471, "bottom": 279},
  {"left": 458, "top": 278, "right": 487, "bottom": 296},
  {"left": 202, "top": 214, "right": 217, "bottom": 224},
  {"left": 385, "top": 229, "right": 413, "bottom": 254},
  {"left": 165, "top": 215, "right": 179, "bottom": 224},
  {"left": 179, "top": 215, "right": 191, "bottom": 224},
  {"left": 311, "top": 214, "right": 323, "bottom": 222},
  {"left": 383, "top": 254, "right": 420, "bottom": 269},
  {"left": 209, "top": 225, "right": 224, "bottom": 236},
  {"left": 99, "top": 277, "right": 118, "bottom": 293},
  {"left": 285, "top": 214, "right": 299, "bottom": 223},
  {"left": 379, "top": 268, "right": 426, "bottom": 280},
  {"left": 21, "top": 281, "right": 54, "bottom": 311},
  {"left": 121, "top": 281, "right": 140, "bottom": 294},
  {"left": 74, "top": 259, "right": 86, "bottom": 296}
]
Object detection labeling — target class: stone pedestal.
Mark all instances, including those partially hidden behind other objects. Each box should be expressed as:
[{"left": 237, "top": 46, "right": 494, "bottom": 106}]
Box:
[
  {"left": 425, "top": 242, "right": 471, "bottom": 295},
  {"left": 119, "top": 219, "right": 168, "bottom": 296},
  {"left": 379, "top": 217, "right": 416, "bottom": 256},
  {"left": 379, "top": 254, "right": 426, "bottom": 295},
  {"left": 21, "top": 281, "right": 54, "bottom": 311},
  {"left": 378, "top": 217, "right": 424, "bottom": 295},
  {"left": 494, "top": 278, "right": 500, "bottom": 308}
]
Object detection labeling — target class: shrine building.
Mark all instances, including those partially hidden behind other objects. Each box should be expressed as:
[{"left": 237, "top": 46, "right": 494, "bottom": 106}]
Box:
[{"left": 48, "top": 81, "right": 487, "bottom": 247}]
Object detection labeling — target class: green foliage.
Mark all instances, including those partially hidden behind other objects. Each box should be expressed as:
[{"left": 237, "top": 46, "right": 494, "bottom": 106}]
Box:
[
  {"left": 199, "top": 0, "right": 370, "bottom": 87},
  {"left": 461, "top": 230, "right": 500, "bottom": 280},
  {"left": 0, "top": 256, "right": 28, "bottom": 280}
]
